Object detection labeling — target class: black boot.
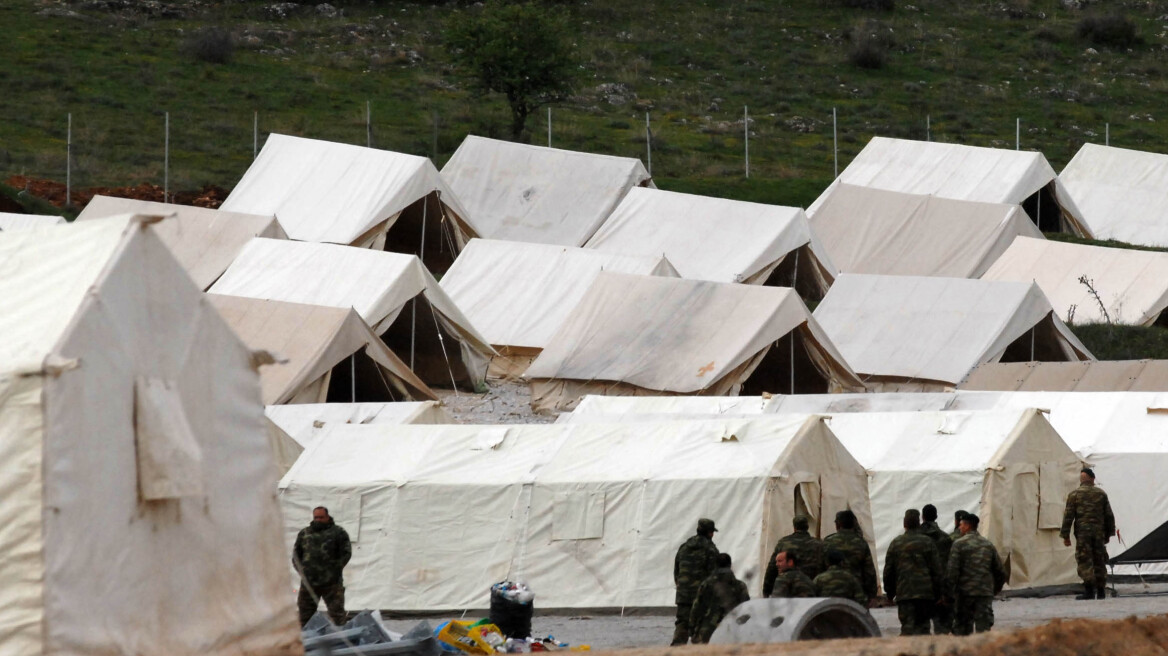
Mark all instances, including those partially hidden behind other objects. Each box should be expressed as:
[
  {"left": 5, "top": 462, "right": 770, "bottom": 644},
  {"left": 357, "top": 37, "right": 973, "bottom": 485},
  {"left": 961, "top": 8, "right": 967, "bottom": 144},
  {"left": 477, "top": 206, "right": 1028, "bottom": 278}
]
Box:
[
  {"left": 1096, "top": 582, "right": 1108, "bottom": 599},
  {"left": 1075, "top": 583, "right": 1095, "bottom": 600}
]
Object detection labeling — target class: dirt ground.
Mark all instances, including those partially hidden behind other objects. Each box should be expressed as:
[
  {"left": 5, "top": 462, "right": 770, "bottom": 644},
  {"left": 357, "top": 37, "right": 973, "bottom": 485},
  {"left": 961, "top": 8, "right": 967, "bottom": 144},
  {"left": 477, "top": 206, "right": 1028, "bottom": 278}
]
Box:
[
  {"left": 434, "top": 379, "right": 560, "bottom": 425},
  {"left": 4, "top": 175, "right": 227, "bottom": 209},
  {"left": 381, "top": 583, "right": 1168, "bottom": 652}
]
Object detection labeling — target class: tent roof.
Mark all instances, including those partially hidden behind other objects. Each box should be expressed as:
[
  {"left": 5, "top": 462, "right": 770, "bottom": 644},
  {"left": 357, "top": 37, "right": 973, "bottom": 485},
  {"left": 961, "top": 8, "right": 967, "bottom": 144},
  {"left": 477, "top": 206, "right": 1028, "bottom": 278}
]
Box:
[
  {"left": 813, "top": 274, "right": 1093, "bottom": 385},
  {"left": 440, "top": 135, "right": 652, "bottom": 246},
  {"left": 264, "top": 401, "right": 451, "bottom": 448},
  {"left": 220, "top": 133, "right": 471, "bottom": 245},
  {"left": 810, "top": 137, "right": 1062, "bottom": 210},
  {"left": 0, "top": 216, "right": 137, "bottom": 372},
  {"left": 440, "top": 238, "right": 678, "bottom": 350},
  {"left": 207, "top": 294, "right": 435, "bottom": 404},
  {"left": 1060, "top": 143, "right": 1168, "bottom": 248},
  {"left": 958, "top": 360, "right": 1168, "bottom": 393},
  {"left": 525, "top": 272, "right": 862, "bottom": 393},
  {"left": 0, "top": 212, "right": 66, "bottom": 231},
  {"left": 209, "top": 238, "right": 490, "bottom": 349},
  {"left": 982, "top": 236, "right": 1168, "bottom": 326},
  {"left": 77, "top": 195, "right": 287, "bottom": 290},
  {"left": 809, "top": 183, "right": 1042, "bottom": 278},
  {"left": 585, "top": 186, "right": 837, "bottom": 284}
]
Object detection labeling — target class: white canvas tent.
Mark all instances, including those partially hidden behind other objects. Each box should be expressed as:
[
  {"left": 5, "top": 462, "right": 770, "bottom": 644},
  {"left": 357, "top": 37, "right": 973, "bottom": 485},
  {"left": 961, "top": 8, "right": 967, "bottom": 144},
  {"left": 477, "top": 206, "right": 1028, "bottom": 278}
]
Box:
[
  {"left": 808, "top": 183, "right": 1043, "bottom": 278},
  {"left": 981, "top": 236, "right": 1168, "bottom": 326},
  {"left": 277, "top": 415, "right": 874, "bottom": 610},
  {"left": 585, "top": 187, "right": 836, "bottom": 298},
  {"left": 440, "top": 238, "right": 679, "bottom": 377},
  {"left": 220, "top": 133, "right": 475, "bottom": 273},
  {"left": 0, "top": 212, "right": 65, "bottom": 231},
  {"left": 958, "top": 360, "right": 1168, "bottom": 392},
  {"left": 265, "top": 401, "right": 451, "bottom": 449},
  {"left": 210, "top": 238, "right": 494, "bottom": 391},
  {"left": 440, "top": 135, "right": 653, "bottom": 246},
  {"left": 820, "top": 409, "right": 1081, "bottom": 589},
  {"left": 808, "top": 137, "right": 1089, "bottom": 235},
  {"left": 813, "top": 274, "right": 1094, "bottom": 391},
  {"left": 1059, "top": 143, "right": 1168, "bottom": 247},
  {"left": 208, "top": 294, "right": 436, "bottom": 405},
  {"left": 0, "top": 216, "right": 297, "bottom": 655},
  {"left": 525, "top": 273, "right": 865, "bottom": 412},
  {"left": 77, "top": 195, "right": 288, "bottom": 290}
]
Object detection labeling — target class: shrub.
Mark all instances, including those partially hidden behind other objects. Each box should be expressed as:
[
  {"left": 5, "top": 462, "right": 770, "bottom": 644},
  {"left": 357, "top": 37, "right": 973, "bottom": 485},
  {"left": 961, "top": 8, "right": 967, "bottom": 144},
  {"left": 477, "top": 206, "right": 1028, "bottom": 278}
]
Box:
[
  {"left": 186, "top": 27, "right": 235, "bottom": 64},
  {"left": 1077, "top": 14, "right": 1140, "bottom": 49},
  {"left": 846, "top": 21, "right": 892, "bottom": 69}
]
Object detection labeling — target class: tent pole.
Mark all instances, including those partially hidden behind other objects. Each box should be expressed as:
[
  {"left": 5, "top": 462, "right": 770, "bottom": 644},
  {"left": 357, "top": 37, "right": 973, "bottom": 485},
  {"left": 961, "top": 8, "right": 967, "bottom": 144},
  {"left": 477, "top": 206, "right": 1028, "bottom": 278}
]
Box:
[
  {"left": 790, "top": 249, "right": 799, "bottom": 395},
  {"left": 1030, "top": 327, "right": 1035, "bottom": 361},
  {"left": 410, "top": 297, "right": 417, "bottom": 370},
  {"left": 351, "top": 354, "right": 357, "bottom": 402}
]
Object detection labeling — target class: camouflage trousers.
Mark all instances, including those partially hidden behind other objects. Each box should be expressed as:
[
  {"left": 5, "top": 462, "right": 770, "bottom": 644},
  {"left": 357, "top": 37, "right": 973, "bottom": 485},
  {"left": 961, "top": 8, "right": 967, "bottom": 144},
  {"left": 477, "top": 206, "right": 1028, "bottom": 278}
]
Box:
[
  {"left": 298, "top": 582, "right": 347, "bottom": 627},
  {"left": 952, "top": 595, "right": 994, "bottom": 635},
  {"left": 896, "top": 600, "right": 934, "bottom": 636},
  {"left": 671, "top": 602, "right": 693, "bottom": 646},
  {"left": 1075, "top": 534, "right": 1108, "bottom": 586},
  {"left": 931, "top": 600, "right": 952, "bottom": 635}
]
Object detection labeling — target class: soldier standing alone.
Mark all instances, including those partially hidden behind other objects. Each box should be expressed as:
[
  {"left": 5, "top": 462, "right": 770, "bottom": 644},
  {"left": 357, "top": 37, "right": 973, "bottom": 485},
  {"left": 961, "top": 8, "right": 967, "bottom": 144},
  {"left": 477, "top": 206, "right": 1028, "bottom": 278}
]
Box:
[
  {"left": 947, "top": 513, "right": 1006, "bottom": 635},
  {"left": 883, "top": 509, "right": 944, "bottom": 636},
  {"left": 822, "top": 510, "right": 877, "bottom": 605},
  {"left": 672, "top": 518, "right": 720, "bottom": 645},
  {"left": 763, "top": 514, "right": 825, "bottom": 597},
  {"left": 294, "top": 506, "right": 352, "bottom": 627},
  {"left": 1060, "top": 467, "right": 1116, "bottom": 600},
  {"left": 688, "top": 553, "right": 750, "bottom": 644},
  {"left": 919, "top": 504, "right": 954, "bottom": 634}
]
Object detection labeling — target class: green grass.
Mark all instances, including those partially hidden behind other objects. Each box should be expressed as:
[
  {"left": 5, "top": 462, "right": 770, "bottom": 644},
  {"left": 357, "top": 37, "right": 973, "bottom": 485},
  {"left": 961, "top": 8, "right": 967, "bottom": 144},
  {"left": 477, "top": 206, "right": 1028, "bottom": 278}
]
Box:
[
  {"left": 2, "top": 0, "right": 1168, "bottom": 199},
  {"left": 1044, "top": 231, "right": 1168, "bottom": 254},
  {"left": 1071, "top": 324, "right": 1168, "bottom": 361}
]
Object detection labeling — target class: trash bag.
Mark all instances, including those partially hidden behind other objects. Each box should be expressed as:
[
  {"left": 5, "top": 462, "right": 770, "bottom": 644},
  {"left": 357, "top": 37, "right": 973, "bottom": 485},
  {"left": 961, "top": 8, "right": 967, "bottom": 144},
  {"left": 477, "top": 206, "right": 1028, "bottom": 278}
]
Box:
[{"left": 489, "top": 584, "right": 534, "bottom": 640}]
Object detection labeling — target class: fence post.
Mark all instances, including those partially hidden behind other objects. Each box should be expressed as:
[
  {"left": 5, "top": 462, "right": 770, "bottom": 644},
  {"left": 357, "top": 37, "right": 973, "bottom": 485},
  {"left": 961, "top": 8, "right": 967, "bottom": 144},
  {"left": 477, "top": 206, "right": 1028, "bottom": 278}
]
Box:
[
  {"left": 832, "top": 107, "right": 838, "bottom": 178},
  {"left": 927, "top": 115, "right": 931, "bottom": 142},
  {"left": 1016, "top": 117, "right": 1020, "bottom": 151},
  {"left": 164, "top": 111, "right": 169, "bottom": 203},
  {"left": 253, "top": 111, "right": 258, "bottom": 159},
  {"left": 366, "top": 100, "right": 372, "bottom": 148},
  {"left": 66, "top": 113, "right": 72, "bottom": 208},
  {"left": 645, "top": 112, "right": 652, "bottom": 175},
  {"left": 547, "top": 106, "right": 552, "bottom": 148},
  {"left": 744, "top": 105, "right": 750, "bottom": 179},
  {"left": 1105, "top": 123, "right": 1110, "bottom": 147}
]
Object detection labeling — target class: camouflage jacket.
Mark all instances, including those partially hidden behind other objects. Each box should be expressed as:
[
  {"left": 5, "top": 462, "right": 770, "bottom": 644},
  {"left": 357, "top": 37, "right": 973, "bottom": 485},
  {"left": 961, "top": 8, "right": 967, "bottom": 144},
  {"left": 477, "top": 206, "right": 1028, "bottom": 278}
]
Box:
[
  {"left": 920, "top": 520, "right": 954, "bottom": 564},
  {"left": 949, "top": 527, "right": 964, "bottom": 546},
  {"left": 1060, "top": 483, "right": 1116, "bottom": 540},
  {"left": 883, "top": 528, "right": 943, "bottom": 602},
  {"left": 813, "top": 565, "right": 866, "bottom": 606},
  {"left": 689, "top": 568, "right": 750, "bottom": 644},
  {"left": 947, "top": 530, "right": 1007, "bottom": 598},
  {"left": 769, "top": 568, "right": 816, "bottom": 598},
  {"left": 822, "top": 528, "right": 877, "bottom": 600},
  {"left": 293, "top": 519, "right": 352, "bottom": 588},
  {"left": 762, "top": 530, "right": 825, "bottom": 596},
  {"left": 674, "top": 533, "right": 719, "bottom": 604}
]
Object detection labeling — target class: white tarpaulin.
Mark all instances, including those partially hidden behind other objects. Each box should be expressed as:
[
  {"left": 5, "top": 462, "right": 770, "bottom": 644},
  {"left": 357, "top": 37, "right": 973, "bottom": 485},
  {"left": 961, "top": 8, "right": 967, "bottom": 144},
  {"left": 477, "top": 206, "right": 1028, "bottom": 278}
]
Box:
[
  {"left": 440, "top": 239, "right": 678, "bottom": 371},
  {"left": 208, "top": 294, "right": 435, "bottom": 405},
  {"left": 77, "top": 195, "right": 287, "bottom": 289},
  {"left": 981, "top": 236, "right": 1168, "bottom": 325},
  {"left": 958, "top": 360, "right": 1168, "bottom": 392},
  {"left": 525, "top": 273, "right": 864, "bottom": 411},
  {"left": 819, "top": 409, "right": 1080, "bottom": 589},
  {"left": 210, "top": 238, "right": 494, "bottom": 391},
  {"left": 1059, "top": 143, "right": 1168, "bottom": 247},
  {"left": 809, "top": 183, "right": 1043, "bottom": 278},
  {"left": 0, "top": 216, "right": 298, "bottom": 655},
  {"left": 277, "top": 415, "right": 873, "bottom": 610},
  {"left": 265, "top": 401, "right": 451, "bottom": 449},
  {"left": 440, "top": 135, "right": 653, "bottom": 246},
  {"left": 0, "top": 212, "right": 65, "bottom": 231},
  {"left": 585, "top": 187, "right": 836, "bottom": 295},
  {"left": 813, "top": 274, "right": 1094, "bottom": 390},
  {"left": 808, "top": 137, "right": 1089, "bottom": 236},
  {"left": 220, "top": 133, "right": 475, "bottom": 271}
]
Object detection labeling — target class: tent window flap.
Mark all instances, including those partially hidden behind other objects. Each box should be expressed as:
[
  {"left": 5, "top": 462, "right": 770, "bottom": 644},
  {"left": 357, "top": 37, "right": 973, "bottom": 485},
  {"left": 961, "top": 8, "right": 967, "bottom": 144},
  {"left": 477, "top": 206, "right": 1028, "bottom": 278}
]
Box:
[
  {"left": 1038, "top": 461, "right": 1063, "bottom": 530},
  {"left": 134, "top": 377, "right": 205, "bottom": 500},
  {"left": 552, "top": 491, "right": 605, "bottom": 540}
]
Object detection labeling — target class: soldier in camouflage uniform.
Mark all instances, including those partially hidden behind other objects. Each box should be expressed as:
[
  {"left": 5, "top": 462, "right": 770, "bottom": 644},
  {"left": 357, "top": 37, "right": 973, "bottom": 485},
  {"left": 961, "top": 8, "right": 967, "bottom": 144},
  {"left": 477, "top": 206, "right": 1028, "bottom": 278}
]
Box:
[
  {"left": 770, "top": 550, "right": 816, "bottom": 598},
  {"left": 813, "top": 549, "right": 866, "bottom": 606},
  {"left": 883, "top": 509, "right": 944, "bottom": 636},
  {"left": 294, "top": 506, "right": 353, "bottom": 627},
  {"left": 1060, "top": 467, "right": 1116, "bottom": 600},
  {"left": 947, "top": 513, "right": 1006, "bottom": 635},
  {"left": 672, "top": 518, "right": 720, "bottom": 645},
  {"left": 920, "top": 504, "right": 954, "bottom": 634},
  {"left": 822, "top": 510, "right": 877, "bottom": 604},
  {"left": 763, "top": 514, "right": 825, "bottom": 597},
  {"left": 950, "top": 510, "right": 968, "bottom": 546},
  {"left": 688, "top": 553, "right": 750, "bottom": 644}
]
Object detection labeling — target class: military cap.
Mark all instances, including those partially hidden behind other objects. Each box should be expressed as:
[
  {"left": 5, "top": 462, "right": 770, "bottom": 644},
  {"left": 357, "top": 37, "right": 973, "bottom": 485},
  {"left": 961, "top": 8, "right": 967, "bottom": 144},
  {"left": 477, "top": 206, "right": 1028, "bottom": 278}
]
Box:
[
  {"left": 793, "top": 514, "right": 810, "bottom": 530},
  {"left": 1082, "top": 467, "right": 1096, "bottom": 479},
  {"left": 697, "top": 518, "right": 718, "bottom": 533},
  {"left": 954, "top": 509, "right": 969, "bottom": 521}
]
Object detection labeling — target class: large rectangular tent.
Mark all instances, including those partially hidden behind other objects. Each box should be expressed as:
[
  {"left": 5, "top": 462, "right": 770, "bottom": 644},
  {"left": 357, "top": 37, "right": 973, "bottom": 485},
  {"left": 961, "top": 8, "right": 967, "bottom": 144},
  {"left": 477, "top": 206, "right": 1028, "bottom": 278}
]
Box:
[
  {"left": 277, "top": 416, "right": 874, "bottom": 610},
  {"left": 0, "top": 212, "right": 65, "bottom": 231},
  {"left": 1059, "top": 143, "right": 1168, "bottom": 247},
  {"left": 958, "top": 360, "right": 1168, "bottom": 392}
]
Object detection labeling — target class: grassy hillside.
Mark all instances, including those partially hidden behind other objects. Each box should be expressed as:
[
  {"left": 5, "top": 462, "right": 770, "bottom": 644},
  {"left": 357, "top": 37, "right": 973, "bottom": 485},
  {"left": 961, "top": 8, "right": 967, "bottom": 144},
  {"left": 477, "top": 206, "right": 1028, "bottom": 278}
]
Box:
[{"left": 2, "top": 0, "right": 1168, "bottom": 208}]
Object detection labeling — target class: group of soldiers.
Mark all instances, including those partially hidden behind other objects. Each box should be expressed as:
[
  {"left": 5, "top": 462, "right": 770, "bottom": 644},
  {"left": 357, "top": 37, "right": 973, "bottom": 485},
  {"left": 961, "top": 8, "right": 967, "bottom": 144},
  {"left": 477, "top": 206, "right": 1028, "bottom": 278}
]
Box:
[{"left": 672, "top": 467, "right": 1117, "bottom": 643}]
